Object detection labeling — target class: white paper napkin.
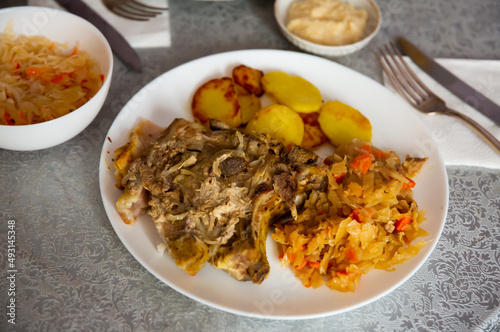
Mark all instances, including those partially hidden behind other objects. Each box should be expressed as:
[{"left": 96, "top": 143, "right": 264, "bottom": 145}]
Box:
[
  {"left": 28, "top": 0, "right": 171, "bottom": 48},
  {"left": 383, "top": 57, "right": 500, "bottom": 170}
]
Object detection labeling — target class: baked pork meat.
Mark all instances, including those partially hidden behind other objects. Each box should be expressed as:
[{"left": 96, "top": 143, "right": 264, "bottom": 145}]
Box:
[{"left": 114, "top": 118, "right": 326, "bottom": 284}]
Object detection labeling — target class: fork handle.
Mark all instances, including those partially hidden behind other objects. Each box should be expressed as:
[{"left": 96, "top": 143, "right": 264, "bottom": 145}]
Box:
[{"left": 446, "top": 108, "right": 500, "bottom": 152}]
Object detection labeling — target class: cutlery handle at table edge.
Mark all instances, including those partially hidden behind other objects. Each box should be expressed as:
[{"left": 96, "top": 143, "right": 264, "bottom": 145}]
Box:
[
  {"left": 55, "top": 0, "right": 142, "bottom": 71},
  {"left": 446, "top": 108, "right": 500, "bottom": 153},
  {"left": 397, "top": 37, "right": 500, "bottom": 126}
]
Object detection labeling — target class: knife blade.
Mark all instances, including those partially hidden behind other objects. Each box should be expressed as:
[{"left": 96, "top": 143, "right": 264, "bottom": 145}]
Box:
[
  {"left": 397, "top": 37, "right": 500, "bottom": 125},
  {"left": 55, "top": 0, "right": 142, "bottom": 71}
]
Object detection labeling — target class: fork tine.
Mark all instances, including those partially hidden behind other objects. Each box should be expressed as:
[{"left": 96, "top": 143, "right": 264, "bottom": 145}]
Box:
[
  {"left": 119, "top": 3, "right": 160, "bottom": 17},
  {"left": 389, "top": 43, "right": 435, "bottom": 97},
  {"left": 375, "top": 47, "right": 418, "bottom": 105},
  {"left": 125, "top": 1, "right": 163, "bottom": 15},
  {"left": 130, "top": 0, "right": 168, "bottom": 11},
  {"left": 384, "top": 43, "right": 428, "bottom": 102},
  {"left": 111, "top": 7, "right": 150, "bottom": 21},
  {"left": 376, "top": 43, "right": 434, "bottom": 106},
  {"left": 103, "top": 0, "right": 167, "bottom": 21}
]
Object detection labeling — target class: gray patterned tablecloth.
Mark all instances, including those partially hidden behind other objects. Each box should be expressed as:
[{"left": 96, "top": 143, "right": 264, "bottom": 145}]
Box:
[{"left": 1, "top": 1, "right": 499, "bottom": 331}]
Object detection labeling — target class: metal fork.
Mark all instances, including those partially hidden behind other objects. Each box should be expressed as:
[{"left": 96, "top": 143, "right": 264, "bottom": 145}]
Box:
[
  {"left": 375, "top": 42, "right": 500, "bottom": 152},
  {"left": 102, "top": 0, "right": 168, "bottom": 21}
]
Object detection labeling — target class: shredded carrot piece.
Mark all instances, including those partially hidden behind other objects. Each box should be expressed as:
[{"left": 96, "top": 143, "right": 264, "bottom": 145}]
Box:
[
  {"left": 373, "top": 150, "right": 389, "bottom": 159},
  {"left": 401, "top": 178, "right": 416, "bottom": 190},
  {"left": 70, "top": 46, "right": 79, "bottom": 56},
  {"left": 346, "top": 247, "right": 358, "bottom": 262},
  {"left": 352, "top": 209, "right": 361, "bottom": 223},
  {"left": 361, "top": 144, "right": 371, "bottom": 154},
  {"left": 26, "top": 68, "right": 43, "bottom": 76},
  {"left": 395, "top": 216, "right": 412, "bottom": 232},
  {"left": 295, "top": 258, "right": 309, "bottom": 270},
  {"left": 335, "top": 172, "right": 346, "bottom": 182},
  {"left": 350, "top": 154, "right": 372, "bottom": 174},
  {"left": 352, "top": 208, "right": 373, "bottom": 223},
  {"left": 51, "top": 75, "right": 65, "bottom": 84},
  {"left": 308, "top": 261, "right": 321, "bottom": 269}
]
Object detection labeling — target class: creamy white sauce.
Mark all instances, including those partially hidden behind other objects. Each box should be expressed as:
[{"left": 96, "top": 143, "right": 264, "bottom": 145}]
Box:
[{"left": 286, "top": 0, "right": 368, "bottom": 46}]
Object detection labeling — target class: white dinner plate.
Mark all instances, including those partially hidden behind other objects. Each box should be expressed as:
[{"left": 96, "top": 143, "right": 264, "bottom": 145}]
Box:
[{"left": 99, "top": 50, "right": 448, "bottom": 319}]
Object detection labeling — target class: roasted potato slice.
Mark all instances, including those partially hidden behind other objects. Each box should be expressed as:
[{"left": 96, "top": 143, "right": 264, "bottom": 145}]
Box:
[
  {"left": 299, "top": 112, "right": 328, "bottom": 150},
  {"left": 232, "top": 65, "right": 264, "bottom": 96},
  {"left": 192, "top": 77, "right": 242, "bottom": 128},
  {"left": 246, "top": 104, "right": 304, "bottom": 150},
  {"left": 261, "top": 71, "right": 322, "bottom": 113},
  {"left": 235, "top": 83, "right": 261, "bottom": 124},
  {"left": 318, "top": 100, "right": 372, "bottom": 147}
]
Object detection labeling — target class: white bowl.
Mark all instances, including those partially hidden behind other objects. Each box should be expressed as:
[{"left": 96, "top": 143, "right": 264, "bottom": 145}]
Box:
[
  {"left": 274, "top": 0, "right": 382, "bottom": 57},
  {"left": 0, "top": 6, "right": 113, "bottom": 151}
]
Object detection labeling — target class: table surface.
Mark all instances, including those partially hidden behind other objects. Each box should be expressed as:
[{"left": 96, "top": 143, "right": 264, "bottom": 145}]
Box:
[{"left": 1, "top": 0, "right": 500, "bottom": 331}]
